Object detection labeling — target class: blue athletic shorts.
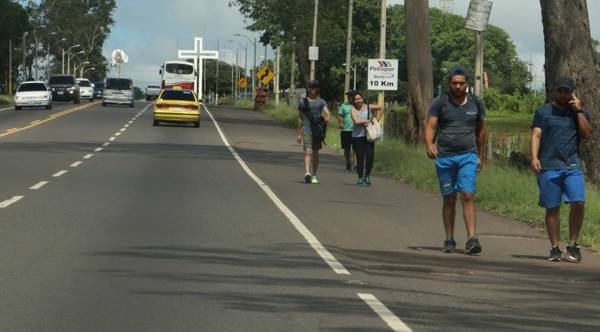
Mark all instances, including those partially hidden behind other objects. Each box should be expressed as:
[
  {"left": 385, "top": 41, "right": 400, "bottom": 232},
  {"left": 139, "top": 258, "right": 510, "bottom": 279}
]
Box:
[
  {"left": 435, "top": 152, "right": 478, "bottom": 196},
  {"left": 537, "top": 169, "right": 586, "bottom": 208}
]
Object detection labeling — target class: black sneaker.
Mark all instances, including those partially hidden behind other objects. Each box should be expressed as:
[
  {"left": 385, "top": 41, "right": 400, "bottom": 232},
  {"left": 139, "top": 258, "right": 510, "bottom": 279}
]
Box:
[
  {"left": 345, "top": 163, "right": 352, "bottom": 172},
  {"left": 548, "top": 245, "right": 562, "bottom": 262},
  {"left": 442, "top": 237, "right": 456, "bottom": 253},
  {"left": 565, "top": 242, "right": 582, "bottom": 263},
  {"left": 465, "top": 236, "right": 482, "bottom": 255}
]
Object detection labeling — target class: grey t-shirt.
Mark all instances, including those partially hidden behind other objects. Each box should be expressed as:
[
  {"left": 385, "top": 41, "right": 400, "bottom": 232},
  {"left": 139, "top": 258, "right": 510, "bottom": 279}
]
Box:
[
  {"left": 427, "top": 94, "right": 485, "bottom": 158},
  {"left": 299, "top": 97, "right": 328, "bottom": 133}
]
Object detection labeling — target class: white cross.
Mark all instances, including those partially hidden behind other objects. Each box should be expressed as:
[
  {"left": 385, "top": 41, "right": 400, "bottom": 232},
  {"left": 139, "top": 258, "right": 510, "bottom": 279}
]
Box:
[{"left": 178, "top": 37, "right": 219, "bottom": 100}]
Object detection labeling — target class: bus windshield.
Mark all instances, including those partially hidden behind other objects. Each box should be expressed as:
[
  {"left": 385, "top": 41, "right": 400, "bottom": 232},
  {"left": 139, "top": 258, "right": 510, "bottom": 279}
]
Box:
[{"left": 160, "top": 61, "right": 195, "bottom": 90}]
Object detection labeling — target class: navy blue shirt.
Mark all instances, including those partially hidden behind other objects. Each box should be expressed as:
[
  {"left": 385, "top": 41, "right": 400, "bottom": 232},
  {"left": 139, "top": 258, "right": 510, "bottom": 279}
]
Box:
[
  {"left": 427, "top": 94, "right": 485, "bottom": 158},
  {"left": 532, "top": 103, "right": 591, "bottom": 170}
]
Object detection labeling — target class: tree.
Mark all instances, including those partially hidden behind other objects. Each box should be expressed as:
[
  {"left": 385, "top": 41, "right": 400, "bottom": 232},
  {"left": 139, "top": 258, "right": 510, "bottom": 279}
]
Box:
[
  {"left": 404, "top": 0, "right": 433, "bottom": 145},
  {"left": 540, "top": 0, "right": 599, "bottom": 183},
  {"left": 25, "top": 0, "right": 116, "bottom": 81},
  {"left": 0, "top": 0, "right": 30, "bottom": 89}
]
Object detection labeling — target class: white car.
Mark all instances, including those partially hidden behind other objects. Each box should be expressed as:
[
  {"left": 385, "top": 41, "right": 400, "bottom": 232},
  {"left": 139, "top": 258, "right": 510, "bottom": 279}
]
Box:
[
  {"left": 77, "top": 78, "right": 95, "bottom": 102},
  {"left": 14, "top": 81, "right": 52, "bottom": 110}
]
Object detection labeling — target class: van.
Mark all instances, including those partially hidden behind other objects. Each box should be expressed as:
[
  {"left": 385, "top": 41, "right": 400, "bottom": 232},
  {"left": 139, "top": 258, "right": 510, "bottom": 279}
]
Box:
[{"left": 102, "top": 77, "right": 134, "bottom": 107}]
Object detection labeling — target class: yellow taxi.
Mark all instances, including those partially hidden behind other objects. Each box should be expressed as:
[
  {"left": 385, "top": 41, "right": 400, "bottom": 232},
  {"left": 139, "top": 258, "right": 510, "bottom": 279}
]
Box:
[{"left": 152, "top": 88, "right": 200, "bottom": 128}]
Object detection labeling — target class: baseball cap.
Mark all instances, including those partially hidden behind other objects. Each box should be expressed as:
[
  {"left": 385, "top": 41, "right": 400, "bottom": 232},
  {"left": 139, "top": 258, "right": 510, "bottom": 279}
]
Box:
[
  {"left": 447, "top": 65, "right": 470, "bottom": 80},
  {"left": 553, "top": 76, "right": 575, "bottom": 90},
  {"left": 307, "top": 80, "right": 319, "bottom": 88}
]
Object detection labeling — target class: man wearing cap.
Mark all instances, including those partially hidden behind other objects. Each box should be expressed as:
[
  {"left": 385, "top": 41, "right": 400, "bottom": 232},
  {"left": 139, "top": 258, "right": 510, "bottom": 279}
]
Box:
[
  {"left": 530, "top": 75, "right": 593, "bottom": 262},
  {"left": 297, "top": 80, "right": 331, "bottom": 184},
  {"left": 337, "top": 90, "right": 357, "bottom": 172},
  {"left": 424, "top": 65, "right": 486, "bottom": 255}
]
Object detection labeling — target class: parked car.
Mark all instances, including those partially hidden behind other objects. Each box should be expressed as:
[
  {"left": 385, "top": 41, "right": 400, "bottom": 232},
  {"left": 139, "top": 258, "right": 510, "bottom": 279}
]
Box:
[
  {"left": 14, "top": 81, "right": 52, "bottom": 110},
  {"left": 77, "top": 78, "right": 94, "bottom": 102},
  {"left": 48, "top": 74, "right": 80, "bottom": 103},
  {"left": 153, "top": 88, "right": 200, "bottom": 128},
  {"left": 93, "top": 81, "right": 104, "bottom": 99},
  {"left": 102, "top": 77, "right": 134, "bottom": 107}
]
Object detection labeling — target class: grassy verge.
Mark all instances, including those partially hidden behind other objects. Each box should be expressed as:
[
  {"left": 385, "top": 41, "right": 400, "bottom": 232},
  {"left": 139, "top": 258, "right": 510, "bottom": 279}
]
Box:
[
  {"left": 251, "top": 99, "right": 600, "bottom": 250},
  {"left": 0, "top": 94, "right": 14, "bottom": 106}
]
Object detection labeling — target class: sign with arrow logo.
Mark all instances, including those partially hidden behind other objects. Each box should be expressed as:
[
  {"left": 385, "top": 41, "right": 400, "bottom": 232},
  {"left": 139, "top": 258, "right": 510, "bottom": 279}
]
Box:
[
  {"left": 367, "top": 59, "right": 398, "bottom": 91},
  {"left": 256, "top": 66, "right": 275, "bottom": 85}
]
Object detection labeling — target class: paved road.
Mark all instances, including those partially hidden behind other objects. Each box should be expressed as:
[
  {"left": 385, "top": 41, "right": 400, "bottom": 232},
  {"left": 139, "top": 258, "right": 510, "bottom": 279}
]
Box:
[{"left": 0, "top": 101, "right": 598, "bottom": 331}]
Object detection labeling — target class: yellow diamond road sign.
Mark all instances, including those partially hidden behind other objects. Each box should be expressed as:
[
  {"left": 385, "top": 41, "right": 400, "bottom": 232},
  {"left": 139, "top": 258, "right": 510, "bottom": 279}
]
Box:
[
  {"left": 256, "top": 66, "right": 275, "bottom": 85},
  {"left": 238, "top": 77, "right": 247, "bottom": 88}
]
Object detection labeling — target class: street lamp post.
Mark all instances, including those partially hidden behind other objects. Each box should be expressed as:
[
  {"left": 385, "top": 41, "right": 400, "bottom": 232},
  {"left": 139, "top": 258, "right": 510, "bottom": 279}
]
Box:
[
  {"left": 22, "top": 31, "right": 28, "bottom": 81},
  {"left": 74, "top": 61, "right": 89, "bottom": 77},
  {"left": 35, "top": 30, "right": 55, "bottom": 80},
  {"left": 234, "top": 33, "right": 256, "bottom": 99},
  {"left": 81, "top": 66, "right": 95, "bottom": 77},
  {"left": 62, "top": 44, "right": 80, "bottom": 74},
  {"left": 67, "top": 50, "right": 84, "bottom": 75}
]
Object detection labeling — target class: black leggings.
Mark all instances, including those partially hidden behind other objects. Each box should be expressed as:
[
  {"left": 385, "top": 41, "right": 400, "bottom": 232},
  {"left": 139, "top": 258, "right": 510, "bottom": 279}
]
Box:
[{"left": 352, "top": 136, "right": 375, "bottom": 178}]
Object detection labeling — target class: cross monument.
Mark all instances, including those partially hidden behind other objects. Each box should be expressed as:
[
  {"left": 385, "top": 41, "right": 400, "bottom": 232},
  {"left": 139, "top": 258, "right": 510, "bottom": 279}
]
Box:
[{"left": 178, "top": 37, "right": 219, "bottom": 100}]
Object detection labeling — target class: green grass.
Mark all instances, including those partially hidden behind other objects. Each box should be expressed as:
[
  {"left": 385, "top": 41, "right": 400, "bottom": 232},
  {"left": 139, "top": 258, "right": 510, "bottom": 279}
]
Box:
[
  {"left": 485, "top": 110, "right": 533, "bottom": 135},
  {"left": 0, "top": 94, "right": 14, "bottom": 106},
  {"left": 250, "top": 99, "right": 600, "bottom": 251}
]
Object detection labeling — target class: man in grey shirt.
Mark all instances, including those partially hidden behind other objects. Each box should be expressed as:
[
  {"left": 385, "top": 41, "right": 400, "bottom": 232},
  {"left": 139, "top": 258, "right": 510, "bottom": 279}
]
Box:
[{"left": 424, "top": 65, "right": 486, "bottom": 255}]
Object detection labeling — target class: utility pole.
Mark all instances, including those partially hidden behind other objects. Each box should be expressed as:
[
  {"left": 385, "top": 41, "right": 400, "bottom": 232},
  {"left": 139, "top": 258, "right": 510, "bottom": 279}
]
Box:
[
  {"left": 378, "top": 0, "right": 386, "bottom": 106},
  {"left": 310, "top": 0, "right": 319, "bottom": 80},
  {"left": 344, "top": 0, "right": 354, "bottom": 102}
]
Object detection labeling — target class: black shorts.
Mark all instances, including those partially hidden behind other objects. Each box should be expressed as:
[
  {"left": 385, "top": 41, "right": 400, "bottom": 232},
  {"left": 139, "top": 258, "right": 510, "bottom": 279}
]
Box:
[{"left": 340, "top": 131, "right": 353, "bottom": 150}]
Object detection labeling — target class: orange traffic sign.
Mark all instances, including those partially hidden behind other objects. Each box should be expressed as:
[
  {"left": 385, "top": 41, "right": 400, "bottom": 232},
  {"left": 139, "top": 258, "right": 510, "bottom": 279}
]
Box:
[{"left": 256, "top": 66, "right": 275, "bottom": 85}]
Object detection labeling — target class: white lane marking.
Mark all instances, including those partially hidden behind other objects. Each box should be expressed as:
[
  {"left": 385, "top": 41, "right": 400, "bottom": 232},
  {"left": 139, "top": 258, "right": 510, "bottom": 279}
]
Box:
[
  {"left": 109, "top": 137, "right": 116, "bottom": 141},
  {"left": 120, "top": 128, "right": 126, "bottom": 132},
  {"left": 114, "top": 132, "right": 121, "bottom": 136},
  {"left": 30, "top": 181, "right": 49, "bottom": 190},
  {"left": 71, "top": 161, "right": 83, "bottom": 167},
  {"left": 204, "top": 106, "right": 350, "bottom": 275},
  {"left": 94, "top": 147, "right": 103, "bottom": 152},
  {"left": 52, "top": 170, "right": 68, "bottom": 177},
  {"left": 358, "top": 293, "right": 413, "bottom": 332},
  {"left": 103, "top": 142, "right": 110, "bottom": 147},
  {"left": 84, "top": 154, "right": 93, "bottom": 159},
  {"left": 0, "top": 196, "right": 24, "bottom": 208}
]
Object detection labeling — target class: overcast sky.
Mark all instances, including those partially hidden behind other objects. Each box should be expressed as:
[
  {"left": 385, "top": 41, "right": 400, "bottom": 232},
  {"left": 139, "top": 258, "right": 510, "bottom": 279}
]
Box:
[{"left": 102, "top": 0, "right": 600, "bottom": 91}]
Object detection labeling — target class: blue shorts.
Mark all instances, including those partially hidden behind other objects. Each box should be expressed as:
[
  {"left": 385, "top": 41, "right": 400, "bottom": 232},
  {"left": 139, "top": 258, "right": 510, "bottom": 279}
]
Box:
[
  {"left": 537, "top": 169, "right": 586, "bottom": 208},
  {"left": 435, "top": 152, "right": 478, "bottom": 196}
]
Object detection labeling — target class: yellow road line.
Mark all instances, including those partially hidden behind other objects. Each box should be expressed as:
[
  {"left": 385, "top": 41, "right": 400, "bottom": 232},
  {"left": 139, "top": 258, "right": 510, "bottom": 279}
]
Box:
[{"left": 0, "top": 103, "right": 95, "bottom": 138}]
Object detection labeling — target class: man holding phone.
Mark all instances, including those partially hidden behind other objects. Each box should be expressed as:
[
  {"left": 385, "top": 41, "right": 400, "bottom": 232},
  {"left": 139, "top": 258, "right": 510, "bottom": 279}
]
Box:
[{"left": 530, "top": 76, "right": 593, "bottom": 262}]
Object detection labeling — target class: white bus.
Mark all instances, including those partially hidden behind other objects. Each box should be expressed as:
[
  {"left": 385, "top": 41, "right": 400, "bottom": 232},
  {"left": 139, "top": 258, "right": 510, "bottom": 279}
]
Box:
[{"left": 159, "top": 61, "right": 196, "bottom": 90}]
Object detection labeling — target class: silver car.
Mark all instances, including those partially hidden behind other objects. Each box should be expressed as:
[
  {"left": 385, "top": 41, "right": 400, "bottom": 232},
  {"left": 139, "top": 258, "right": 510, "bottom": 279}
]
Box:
[
  {"left": 102, "top": 77, "right": 134, "bottom": 108},
  {"left": 77, "top": 78, "right": 95, "bottom": 102},
  {"left": 14, "top": 81, "right": 53, "bottom": 110}
]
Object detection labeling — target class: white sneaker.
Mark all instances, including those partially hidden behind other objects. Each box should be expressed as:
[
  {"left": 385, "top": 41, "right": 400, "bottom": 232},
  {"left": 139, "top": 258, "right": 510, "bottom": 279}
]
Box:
[{"left": 311, "top": 175, "right": 319, "bottom": 184}]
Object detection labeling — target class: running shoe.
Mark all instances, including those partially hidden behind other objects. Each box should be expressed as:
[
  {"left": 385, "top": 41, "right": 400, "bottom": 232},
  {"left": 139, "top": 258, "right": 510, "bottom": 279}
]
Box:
[
  {"left": 548, "top": 245, "right": 562, "bottom": 262},
  {"left": 565, "top": 242, "right": 582, "bottom": 262},
  {"left": 357, "top": 178, "right": 364, "bottom": 186},
  {"left": 442, "top": 237, "right": 456, "bottom": 253},
  {"left": 465, "top": 236, "right": 482, "bottom": 255},
  {"left": 311, "top": 175, "right": 319, "bottom": 184},
  {"left": 345, "top": 163, "right": 352, "bottom": 172},
  {"left": 364, "top": 176, "right": 371, "bottom": 186},
  {"left": 304, "top": 173, "right": 312, "bottom": 183}
]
